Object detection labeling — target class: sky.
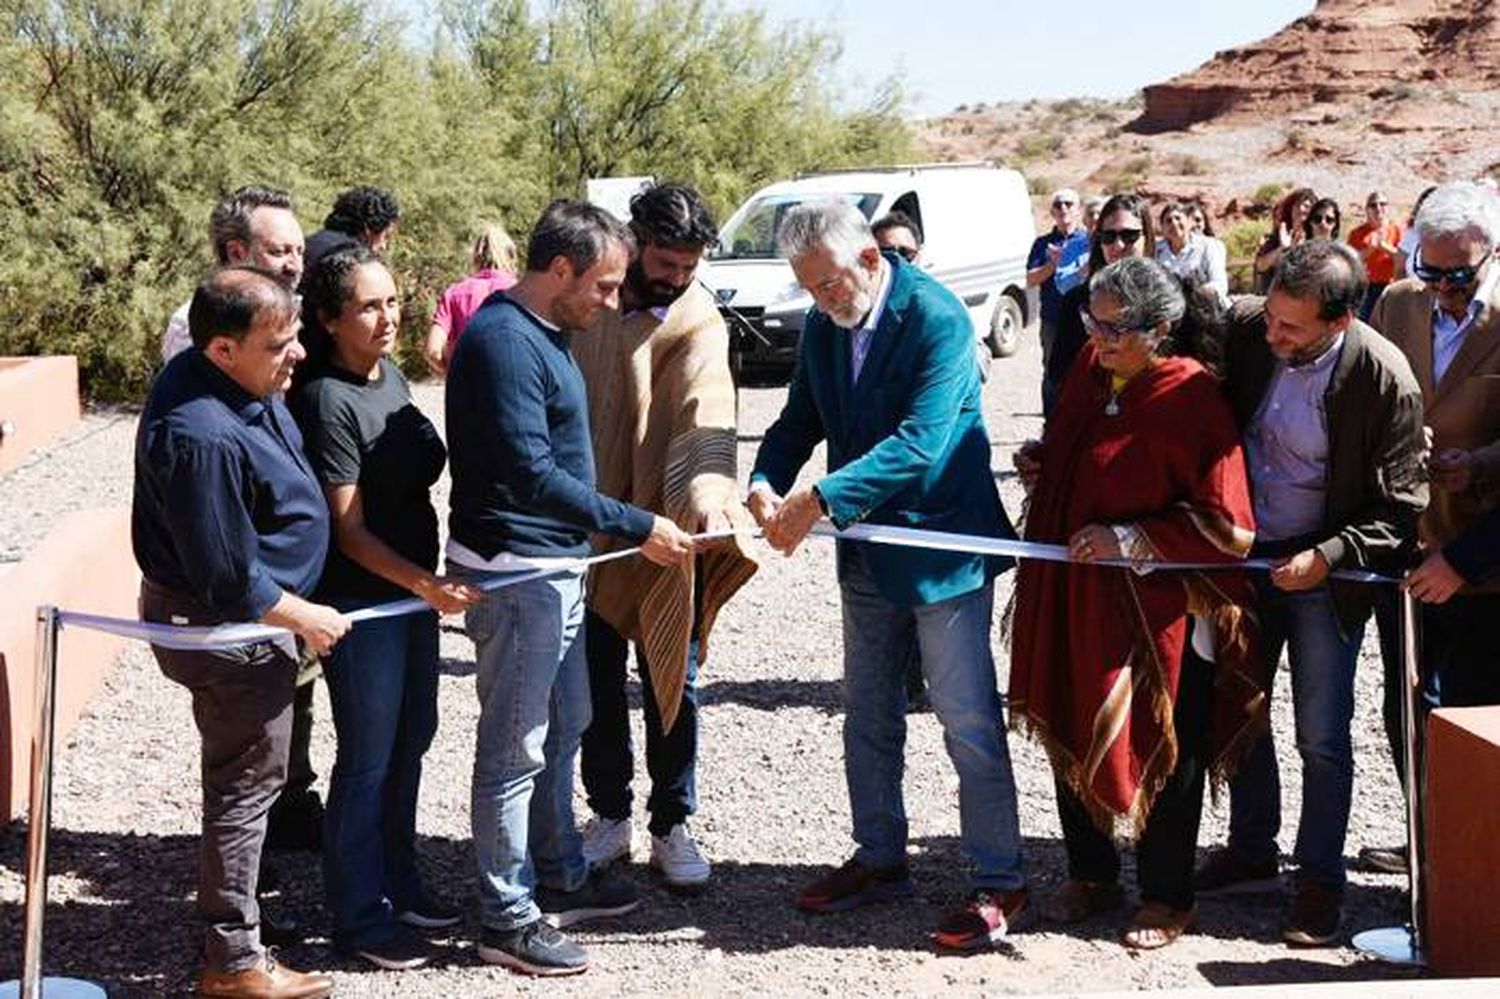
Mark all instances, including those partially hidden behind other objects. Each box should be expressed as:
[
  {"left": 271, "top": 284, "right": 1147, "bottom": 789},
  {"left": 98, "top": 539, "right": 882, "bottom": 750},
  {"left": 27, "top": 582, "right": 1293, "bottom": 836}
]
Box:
[
  {"left": 723, "top": 0, "right": 1316, "bottom": 116},
  {"left": 402, "top": 1, "right": 1317, "bottom": 118}
]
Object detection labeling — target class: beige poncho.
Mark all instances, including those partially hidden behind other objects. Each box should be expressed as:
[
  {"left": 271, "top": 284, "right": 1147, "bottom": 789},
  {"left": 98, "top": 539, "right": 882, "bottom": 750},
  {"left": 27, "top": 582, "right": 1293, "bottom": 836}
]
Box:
[{"left": 573, "top": 283, "right": 758, "bottom": 732}]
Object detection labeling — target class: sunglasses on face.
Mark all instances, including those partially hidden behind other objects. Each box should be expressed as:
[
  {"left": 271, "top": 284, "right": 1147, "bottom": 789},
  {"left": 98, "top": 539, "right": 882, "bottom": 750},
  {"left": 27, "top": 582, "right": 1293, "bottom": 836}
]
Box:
[
  {"left": 1369, "top": 200, "right": 1389, "bottom": 207},
  {"left": 1311, "top": 213, "right": 1337, "bottom": 224},
  {"left": 1079, "top": 308, "right": 1143, "bottom": 341},
  {"left": 890, "top": 245, "right": 919, "bottom": 262},
  {"left": 1097, "top": 227, "right": 1143, "bottom": 247},
  {"left": 1053, "top": 200, "right": 1077, "bottom": 209},
  {"left": 1413, "top": 261, "right": 1480, "bottom": 287}
]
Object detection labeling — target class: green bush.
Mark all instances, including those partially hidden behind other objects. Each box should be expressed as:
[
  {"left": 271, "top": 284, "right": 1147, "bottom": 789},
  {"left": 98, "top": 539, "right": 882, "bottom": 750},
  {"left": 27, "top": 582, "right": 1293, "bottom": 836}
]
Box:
[
  {"left": 1223, "top": 220, "right": 1269, "bottom": 294},
  {"left": 0, "top": 0, "right": 913, "bottom": 401},
  {"left": 1253, "top": 182, "right": 1288, "bottom": 207}
]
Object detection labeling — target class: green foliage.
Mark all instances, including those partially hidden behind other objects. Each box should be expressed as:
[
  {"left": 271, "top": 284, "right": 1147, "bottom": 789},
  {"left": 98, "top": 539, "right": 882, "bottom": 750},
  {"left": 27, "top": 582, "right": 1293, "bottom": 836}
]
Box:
[
  {"left": 1098, "top": 154, "right": 1151, "bottom": 194},
  {"left": 0, "top": 0, "right": 911, "bottom": 399},
  {"left": 1253, "top": 181, "right": 1287, "bottom": 207},
  {"left": 1223, "top": 220, "right": 1268, "bottom": 294},
  {"left": 1013, "top": 131, "right": 1064, "bottom": 162}
]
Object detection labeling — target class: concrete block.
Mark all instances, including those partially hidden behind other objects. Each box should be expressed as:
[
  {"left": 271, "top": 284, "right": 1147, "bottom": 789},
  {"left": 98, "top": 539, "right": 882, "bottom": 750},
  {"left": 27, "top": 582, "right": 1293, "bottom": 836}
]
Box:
[
  {"left": 0, "top": 356, "right": 82, "bottom": 475},
  {"left": 0, "top": 507, "right": 137, "bottom": 821},
  {"left": 1425, "top": 706, "right": 1500, "bottom": 977}
]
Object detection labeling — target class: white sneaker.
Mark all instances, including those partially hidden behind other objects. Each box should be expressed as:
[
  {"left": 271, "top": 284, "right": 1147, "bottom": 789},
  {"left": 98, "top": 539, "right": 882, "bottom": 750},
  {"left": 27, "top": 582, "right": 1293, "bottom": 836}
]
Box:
[
  {"left": 580, "top": 815, "right": 632, "bottom": 869},
  {"left": 650, "top": 823, "right": 711, "bottom": 888}
]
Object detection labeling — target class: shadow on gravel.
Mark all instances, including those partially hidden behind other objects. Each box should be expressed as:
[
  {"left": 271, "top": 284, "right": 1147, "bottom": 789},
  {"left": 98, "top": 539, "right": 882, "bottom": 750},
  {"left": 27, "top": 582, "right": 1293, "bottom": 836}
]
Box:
[
  {"left": 1198, "top": 957, "right": 1429, "bottom": 987},
  {"left": 698, "top": 677, "right": 844, "bottom": 714},
  {"left": 0, "top": 825, "right": 260, "bottom": 997}
]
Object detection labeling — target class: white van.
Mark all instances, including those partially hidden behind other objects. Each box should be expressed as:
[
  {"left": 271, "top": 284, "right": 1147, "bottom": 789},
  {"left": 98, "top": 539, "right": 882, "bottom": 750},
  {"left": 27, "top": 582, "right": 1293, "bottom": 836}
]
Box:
[{"left": 700, "top": 162, "right": 1037, "bottom": 376}]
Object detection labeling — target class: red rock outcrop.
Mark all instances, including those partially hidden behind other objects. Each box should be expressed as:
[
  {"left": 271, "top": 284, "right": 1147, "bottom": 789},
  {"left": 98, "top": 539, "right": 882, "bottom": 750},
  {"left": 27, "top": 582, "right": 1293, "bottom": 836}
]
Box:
[{"left": 1134, "top": 0, "right": 1500, "bottom": 133}]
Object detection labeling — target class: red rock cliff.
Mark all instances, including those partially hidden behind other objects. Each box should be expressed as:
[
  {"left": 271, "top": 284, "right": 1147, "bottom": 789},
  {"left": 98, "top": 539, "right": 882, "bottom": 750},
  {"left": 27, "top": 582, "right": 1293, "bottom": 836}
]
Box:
[{"left": 1134, "top": 0, "right": 1500, "bottom": 133}]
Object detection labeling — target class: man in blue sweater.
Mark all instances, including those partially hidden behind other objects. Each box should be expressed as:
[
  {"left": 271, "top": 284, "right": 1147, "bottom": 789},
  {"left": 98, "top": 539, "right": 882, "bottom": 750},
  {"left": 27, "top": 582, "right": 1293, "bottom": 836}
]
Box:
[{"left": 446, "top": 199, "right": 695, "bottom": 976}]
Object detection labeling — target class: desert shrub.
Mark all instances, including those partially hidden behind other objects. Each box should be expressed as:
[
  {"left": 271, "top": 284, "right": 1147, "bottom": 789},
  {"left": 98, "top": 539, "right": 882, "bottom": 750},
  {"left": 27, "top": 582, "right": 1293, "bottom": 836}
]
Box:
[
  {"left": 1223, "top": 220, "right": 1269, "bottom": 293},
  {"left": 1253, "top": 182, "right": 1288, "bottom": 207},
  {"left": 0, "top": 0, "right": 913, "bottom": 400}
]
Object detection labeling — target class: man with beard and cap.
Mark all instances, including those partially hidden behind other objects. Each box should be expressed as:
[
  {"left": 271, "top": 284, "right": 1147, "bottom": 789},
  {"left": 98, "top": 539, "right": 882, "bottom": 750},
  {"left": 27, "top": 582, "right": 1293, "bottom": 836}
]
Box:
[{"left": 570, "top": 184, "right": 758, "bottom": 890}]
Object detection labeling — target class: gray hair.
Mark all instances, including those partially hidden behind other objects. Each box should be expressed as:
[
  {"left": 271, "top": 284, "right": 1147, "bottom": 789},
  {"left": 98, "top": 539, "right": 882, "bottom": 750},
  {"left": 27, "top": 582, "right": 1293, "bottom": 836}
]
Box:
[
  {"left": 776, "top": 199, "right": 875, "bottom": 268},
  {"left": 1271, "top": 239, "right": 1367, "bottom": 320},
  {"left": 1416, "top": 181, "right": 1500, "bottom": 251},
  {"left": 1087, "top": 256, "right": 1185, "bottom": 332}
]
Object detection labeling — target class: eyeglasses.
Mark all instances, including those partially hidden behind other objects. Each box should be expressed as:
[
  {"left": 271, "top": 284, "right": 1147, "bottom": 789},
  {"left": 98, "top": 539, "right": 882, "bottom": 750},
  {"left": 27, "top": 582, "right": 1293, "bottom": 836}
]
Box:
[
  {"left": 1096, "top": 227, "right": 1143, "bottom": 247},
  {"left": 890, "top": 245, "right": 919, "bottom": 263},
  {"left": 1310, "top": 213, "right": 1338, "bottom": 224},
  {"left": 1079, "top": 308, "right": 1143, "bottom": 341},
  {"left": 1053, "top": 200, "right": 1077, "bottom": 208},
  {"left": 1413, "top": 260, "right": 1481, "bottom": 287},
  {"left": 1368, "top": 200, "right": 1389, "bottom": 207}
]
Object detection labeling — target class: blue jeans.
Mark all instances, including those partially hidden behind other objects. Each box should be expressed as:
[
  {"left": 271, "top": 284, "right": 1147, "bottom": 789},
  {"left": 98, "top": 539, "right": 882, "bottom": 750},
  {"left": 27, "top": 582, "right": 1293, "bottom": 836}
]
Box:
[
  {"left": 580, "top": 610, "right": 700, "bottom": 837},
  {"left": 1228, "top": 583, "right": 1362, "bottom": 887},
  {"left": 322, "top": 608, "right": 440, "bottom": 949},
  {"left": 456, "top": 565, "right": 591, "bottom": 930},
  {"left": 838, "top": 547, "right": 1025, "bottom": 890}
]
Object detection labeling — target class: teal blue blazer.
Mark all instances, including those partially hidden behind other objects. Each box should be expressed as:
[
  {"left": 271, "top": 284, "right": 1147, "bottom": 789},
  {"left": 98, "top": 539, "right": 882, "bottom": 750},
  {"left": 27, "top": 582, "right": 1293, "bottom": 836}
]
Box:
[{"left": 751, "top": 253, "right": 1016, "bottom": 607}]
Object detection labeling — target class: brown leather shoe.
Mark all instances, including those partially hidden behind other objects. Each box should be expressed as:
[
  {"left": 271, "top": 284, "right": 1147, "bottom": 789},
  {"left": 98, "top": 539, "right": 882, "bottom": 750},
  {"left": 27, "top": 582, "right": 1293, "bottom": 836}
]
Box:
[
  {"left": 199, "top": 952, "right": 334, "bottom": 998},
  {"left": 1121, "top": 901, "right": 1198, "bottom": 950}
]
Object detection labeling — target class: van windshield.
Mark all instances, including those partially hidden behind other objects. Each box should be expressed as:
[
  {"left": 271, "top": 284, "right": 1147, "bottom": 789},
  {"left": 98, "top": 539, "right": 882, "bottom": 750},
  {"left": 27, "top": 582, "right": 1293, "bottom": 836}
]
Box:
[{"left": 712, "top": 192, "right": 882, "bottom": 260}]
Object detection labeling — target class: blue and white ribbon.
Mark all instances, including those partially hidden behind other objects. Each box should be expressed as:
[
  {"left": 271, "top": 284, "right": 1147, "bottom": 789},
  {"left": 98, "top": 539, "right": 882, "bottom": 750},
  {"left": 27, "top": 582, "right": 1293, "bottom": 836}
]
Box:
[{"left": 53, "top": 522, "right": 1394, "bottom": 651}]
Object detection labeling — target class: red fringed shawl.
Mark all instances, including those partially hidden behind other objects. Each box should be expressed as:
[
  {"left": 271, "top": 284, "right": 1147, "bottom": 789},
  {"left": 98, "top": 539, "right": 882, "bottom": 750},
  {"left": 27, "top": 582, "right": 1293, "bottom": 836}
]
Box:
[{"left": 1009, "top": 345, "right": 1264, "bottom": 837}]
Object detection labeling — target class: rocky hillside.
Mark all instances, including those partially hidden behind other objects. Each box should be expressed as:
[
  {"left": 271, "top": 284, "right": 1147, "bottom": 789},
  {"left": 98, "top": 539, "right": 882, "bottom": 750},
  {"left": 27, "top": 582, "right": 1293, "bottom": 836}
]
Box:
[
  {"left": 916, "top": 0, "right": 1500, "bottom": 249},
  {"left": 1138, "top": 0, "right": 1500, "bottom": 132}
]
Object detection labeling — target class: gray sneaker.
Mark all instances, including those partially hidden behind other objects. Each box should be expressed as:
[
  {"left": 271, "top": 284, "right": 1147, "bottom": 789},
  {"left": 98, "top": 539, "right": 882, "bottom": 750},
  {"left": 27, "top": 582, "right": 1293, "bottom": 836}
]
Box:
[
  {"left": 477, "top": 920, "right": 588, "bottom": 976},
  {"left": 536, "top": 869, "right": 642, "bottom": 929}
]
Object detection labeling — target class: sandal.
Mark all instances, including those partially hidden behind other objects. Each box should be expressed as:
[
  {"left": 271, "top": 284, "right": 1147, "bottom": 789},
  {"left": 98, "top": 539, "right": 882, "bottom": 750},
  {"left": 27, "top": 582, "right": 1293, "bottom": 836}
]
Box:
[{"left": 1121, "top": 901, "right": 1198, "bottom": 949}]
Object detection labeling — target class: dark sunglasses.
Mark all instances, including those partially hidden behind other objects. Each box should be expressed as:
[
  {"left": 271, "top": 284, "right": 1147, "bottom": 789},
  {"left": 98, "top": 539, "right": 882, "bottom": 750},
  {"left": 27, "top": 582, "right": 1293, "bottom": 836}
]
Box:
[
  {"left": 1053, "top": 200, "right": 1077, "bottom": 208},
  {"left": 1097, "top": 227, "right": 1143, "bottom": 247},
  {"left": 1079, "top": 308, "right": 1142, "bottom": 341},
  {"left": 1310, "top": 213, "right": 1338, "bottom": 224},
  {"left": 1413, "top": 261, "right": 1480, "bottom": 287},
  {"left": 1368, "top": 200, "right": 1389, "bottom": 207},
  {"left": 890, "top": 245, "right": 920, "bottom": 263}
]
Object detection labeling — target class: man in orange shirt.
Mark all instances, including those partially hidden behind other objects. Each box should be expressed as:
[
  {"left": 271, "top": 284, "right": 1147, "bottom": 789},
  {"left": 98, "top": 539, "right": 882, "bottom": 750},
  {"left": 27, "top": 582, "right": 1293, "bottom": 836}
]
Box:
[{"left": 1347, "top": 190, "right": 1403, "bottom": 320}]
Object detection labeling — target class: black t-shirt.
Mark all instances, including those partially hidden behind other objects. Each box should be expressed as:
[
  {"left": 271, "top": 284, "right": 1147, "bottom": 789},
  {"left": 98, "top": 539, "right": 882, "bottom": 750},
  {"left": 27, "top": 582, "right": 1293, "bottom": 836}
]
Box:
[{"left": 290, "top": 357, "right": 446, "bottom": 602}]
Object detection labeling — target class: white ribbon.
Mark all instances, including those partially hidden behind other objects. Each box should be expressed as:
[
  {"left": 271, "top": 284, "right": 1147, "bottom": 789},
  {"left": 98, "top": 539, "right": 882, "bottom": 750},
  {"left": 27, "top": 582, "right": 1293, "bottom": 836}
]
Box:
[{"left": 55, "top": 522, "right": 1393, "bottom": 651}]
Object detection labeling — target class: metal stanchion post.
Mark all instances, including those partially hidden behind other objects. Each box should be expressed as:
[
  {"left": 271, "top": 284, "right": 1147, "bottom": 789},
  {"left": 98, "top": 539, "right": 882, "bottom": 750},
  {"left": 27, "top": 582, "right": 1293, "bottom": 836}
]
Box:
[
  {"left": 1353, "top": 588, "right": 1427, "bottom": 966},
  {"left": 0, "top": 606, "right": 108, "bottom": 999}
]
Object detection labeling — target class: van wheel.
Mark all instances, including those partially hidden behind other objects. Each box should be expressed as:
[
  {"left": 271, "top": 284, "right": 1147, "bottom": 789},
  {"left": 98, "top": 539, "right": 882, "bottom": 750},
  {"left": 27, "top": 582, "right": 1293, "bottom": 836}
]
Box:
[{"left": 988, "top": 295, "right": 1023, "bottom": 358}]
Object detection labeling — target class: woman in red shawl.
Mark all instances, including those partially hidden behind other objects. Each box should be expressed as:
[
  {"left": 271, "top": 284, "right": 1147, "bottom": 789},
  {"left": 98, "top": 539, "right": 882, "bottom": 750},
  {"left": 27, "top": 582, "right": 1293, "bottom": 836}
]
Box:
[{"left": 1010, "top": 256, "right": 1262, "bottom": 949}]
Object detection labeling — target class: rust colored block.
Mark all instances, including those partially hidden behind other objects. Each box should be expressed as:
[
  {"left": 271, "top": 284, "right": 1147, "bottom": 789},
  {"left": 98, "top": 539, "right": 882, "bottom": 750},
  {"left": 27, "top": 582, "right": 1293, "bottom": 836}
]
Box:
[
  {"left": 1425, "top": 706, "right": 1500, "bottom": 977},
  {"left": 0, "top": 356, "right": 83, "bottom": 474},
  {"left": 0, "top": 507, "right": 138, "bottom": 821}
]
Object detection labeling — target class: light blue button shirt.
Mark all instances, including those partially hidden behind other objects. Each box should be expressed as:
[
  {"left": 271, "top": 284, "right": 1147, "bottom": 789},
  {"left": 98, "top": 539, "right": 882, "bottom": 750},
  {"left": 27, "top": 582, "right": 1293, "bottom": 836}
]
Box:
[
  {"left": 1432, "top": 269, "right": 1496, "bottom": 384},
  {"left": 850, "top": 259, "right": 893, "bottom": 383},
  {"left": 1245, "top": 333, "right": 1344, "bottom": 542}
]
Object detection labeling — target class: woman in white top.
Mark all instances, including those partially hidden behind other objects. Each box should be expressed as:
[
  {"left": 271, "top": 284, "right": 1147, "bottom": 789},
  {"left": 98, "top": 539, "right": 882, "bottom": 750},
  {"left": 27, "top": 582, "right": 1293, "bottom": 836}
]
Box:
[{"left": 1154, "top": 202, "right": 1229, "bottom": 304}]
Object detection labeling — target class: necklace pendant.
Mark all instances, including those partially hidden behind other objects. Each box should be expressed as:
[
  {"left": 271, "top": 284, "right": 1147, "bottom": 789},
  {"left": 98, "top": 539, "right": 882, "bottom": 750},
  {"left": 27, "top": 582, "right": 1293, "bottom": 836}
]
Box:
[{"left": 1105, "top": 396, "right": 1120, "bottom": 416}]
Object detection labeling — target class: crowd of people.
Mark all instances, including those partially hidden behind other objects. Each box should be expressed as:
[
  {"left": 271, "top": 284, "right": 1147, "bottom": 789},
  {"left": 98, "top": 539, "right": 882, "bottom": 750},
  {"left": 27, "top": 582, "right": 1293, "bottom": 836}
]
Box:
[{"left": 129, "top": 174, "right": 1500, "bottom": 998}]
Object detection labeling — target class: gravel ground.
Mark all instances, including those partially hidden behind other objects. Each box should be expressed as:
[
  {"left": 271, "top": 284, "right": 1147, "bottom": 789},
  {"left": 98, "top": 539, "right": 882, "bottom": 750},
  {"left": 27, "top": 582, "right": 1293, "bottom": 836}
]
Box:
[{"left": 0, "top": 333, "right": 1426, "bottom": 996}]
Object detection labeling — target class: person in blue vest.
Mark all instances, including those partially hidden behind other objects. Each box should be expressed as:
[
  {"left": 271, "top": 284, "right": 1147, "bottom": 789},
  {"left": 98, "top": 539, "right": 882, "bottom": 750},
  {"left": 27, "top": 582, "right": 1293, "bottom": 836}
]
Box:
[{"left": 747, "top": 199, "right": 1028, "bottom": 951}]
